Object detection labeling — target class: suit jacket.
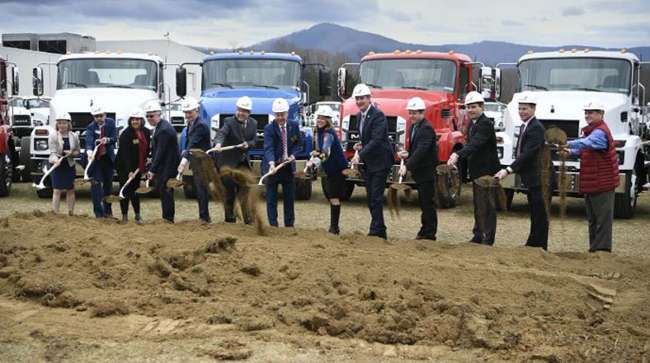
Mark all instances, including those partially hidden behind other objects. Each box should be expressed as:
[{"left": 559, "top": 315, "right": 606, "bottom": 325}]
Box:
[
  {"left": 115, "top": 126, "right": 151, "bottom": 181},
  {"left": 85, "top": 118, "right": 118, "bottom": 162},
  {"left": 456, "top": 113, "right": 500, "bottom": 180},
  {"left": 181, "top": 117, "right": 211, "bottom": 157},
  {"left": 150, "top": 120, "right": 180, "bottom": 181},
  {"left": 510, "top": 117, "right": 545, "bottom": 188},
  {"left": 405, "top": 118, "right": 437, "bottom": 182},
  {"left": 358, "top": 105, "right": 394, "bottom": 173},
  {"left": 48, "top": 131, "right": 80, "bottom": 166},
  {"left": 213, "top": 116, "right": 257, "bottom": 168},
  {"left": 262, "top": 120, "right": 302, "bottom": 175}
]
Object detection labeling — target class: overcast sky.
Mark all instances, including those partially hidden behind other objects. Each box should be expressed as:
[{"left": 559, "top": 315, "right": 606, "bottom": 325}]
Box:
[{"left": 1, "top": 0, "right": 648, "bottom": 48}]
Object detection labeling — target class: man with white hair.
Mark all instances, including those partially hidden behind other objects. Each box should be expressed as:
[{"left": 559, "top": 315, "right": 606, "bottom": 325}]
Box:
[{"left": 85, "top": 104, "right": 118, "bottom": 218}]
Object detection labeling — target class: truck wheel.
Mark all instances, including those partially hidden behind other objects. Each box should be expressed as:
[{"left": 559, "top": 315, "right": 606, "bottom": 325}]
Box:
[
  {"left": 183, "top": 175, "right": 196, "bottom": 199},
  {"left": 0, "top": 154, "right": 11, "bottom": 197},
  {"left": 295, "top": 178, "right": 312, "bottom": 200},
  {"left": 436, "top": 168, "right": 461, "bottom": 208},
  {"left": 36, "top": 187, "right": 52, "bottom": 199},
  {"left": 19, "top": 137, "right": 32, "bottom": 182},
  {"left": 614, "top": 170, "right": 637, "bottom": 219}
]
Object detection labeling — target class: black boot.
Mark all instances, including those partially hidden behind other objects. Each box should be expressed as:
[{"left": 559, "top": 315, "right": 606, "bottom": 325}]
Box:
[
  {"left": 135, "top": 213, "right": 143, "bottom": 225},
  {"left": 328, "top": 204, "right": 340, "bottom": 235}
]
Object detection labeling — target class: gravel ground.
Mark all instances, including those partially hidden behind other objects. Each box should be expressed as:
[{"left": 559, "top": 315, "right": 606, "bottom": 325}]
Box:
[{"left": 1, "top": 180, "right": 649, "bottom": 257}]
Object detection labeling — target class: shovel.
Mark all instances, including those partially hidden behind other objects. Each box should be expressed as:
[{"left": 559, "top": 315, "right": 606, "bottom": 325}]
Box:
[
  {"left": 105, "top": 169, "right": 140, "bottom": 203},
  {"left": 258, "top": 159, "right": 292, "bottom": 185},
  {"left": 342, "top": 150, "right": 361, "bottom": 178},
  {"left": 136, "top": 178, "right": 152, "bottom": 194},
  {"left": 388, "top": 158, "right": 411, "bottom": 216},
  {"left": 296, "top": 156, "right": 320, "bottom": 180},
  {"left": 32, "top": 156, "right": 65, "bottom": 189},
  {"left": 76, "top": 142, "right": 102, "bottom": 185}
]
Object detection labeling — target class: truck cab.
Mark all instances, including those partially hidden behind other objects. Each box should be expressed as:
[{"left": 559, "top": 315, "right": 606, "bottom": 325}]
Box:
[
  {"left": 337, "top": 50, "right": 492, "bottom": 207},
  {"left": 0, "top": 58, "right": 19, "bottom": 196},
  {"left": 29, "top": 52, "right": 165, "bottom": 197},
  {"left": 176, "top": 51, "right": 331, "bottom": 200},
  {"left": 498, "top": 50, "right": 650, "bottom": 218}
]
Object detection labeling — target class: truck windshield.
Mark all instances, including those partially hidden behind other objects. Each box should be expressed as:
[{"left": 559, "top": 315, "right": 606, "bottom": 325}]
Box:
[
  {"left": 519, "top": 57, "right": 631, "bottom": 94},
  {"left": 203, "top": 59, "right": 301, "bottom": 90},
  {"left": 57, "top": 59, "right": 158, "bottom": 91},
  {"left": 360, "top": 59, "right": 456, "bottom": 92},
  {"left": 25, "top": 98, "right": 50, "bottom": 108}
]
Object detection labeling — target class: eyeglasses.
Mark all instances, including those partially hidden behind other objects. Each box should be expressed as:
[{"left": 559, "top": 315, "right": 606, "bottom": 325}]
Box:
[{"left": 146, "top": 114, "right": 156, "bottom": 118}]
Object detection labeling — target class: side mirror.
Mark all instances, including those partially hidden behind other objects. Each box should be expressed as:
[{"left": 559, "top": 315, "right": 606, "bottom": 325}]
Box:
[
  {"left": 480, "top": 66, "right": 500, "bottom": 101},
  {"left": 175, "top": 67, "right": 187, "bottom": 98},
  {"left": 10, "top": 66, "right": 19, "bottom": 96},
  {"left": 337, "top": 67, "right": 349, "bottom": 99},
  {"left": 318, "top": 67, "right": 331, "bottom": 97},
  {"left": 32, "top": 67, "right": 43, "bottom": 97}
]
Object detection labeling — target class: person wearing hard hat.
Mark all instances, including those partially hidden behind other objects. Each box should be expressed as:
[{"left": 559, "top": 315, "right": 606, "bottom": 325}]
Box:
[
  {"left": 115, "top": 109, "right": 151, "bottom": 224},
  {"left": 145, "top": 101, "right": 180, "bottom": 223},
  {"left": 262, "top": 98, "right": 302, "bottom": 227},
  {"left": 397, "top": 97, "right": 438, "bottom": 240},
  {"left": 351, "top": 84, "right": 393, "bottom": 239},
  {"left": 561, "top": 101, "right": 618, "bottom": 252},
  {"left": 179, "top": 97, "right": 212, "bottom": 224},
  {"left": 214, "top": 96, "right": 258, "bottom": 224},
  {"left": 494, "top": 92, "right": 549, "bottom": 249},
  {"left": 448, "top": 91, "right": 500, "bottom": 245},
  {"left": 48, "top": 112, "right": 80, "bottom": 215},
  {"left": 312, "top": 107, "right": 348, "bottom": 234},
  {"left": 86, "top": 104, "right": 118, "bottom": 218}
]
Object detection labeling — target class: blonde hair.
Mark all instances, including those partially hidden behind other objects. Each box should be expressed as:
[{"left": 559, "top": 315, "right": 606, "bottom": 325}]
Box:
[{"left": 55, "top": 119, "right": 71, "bottom": 133}]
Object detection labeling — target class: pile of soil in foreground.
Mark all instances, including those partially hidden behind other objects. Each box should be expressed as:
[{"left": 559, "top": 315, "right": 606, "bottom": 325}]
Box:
[{"left": 1, "top": 210, "right": 650, "bottom": 362}]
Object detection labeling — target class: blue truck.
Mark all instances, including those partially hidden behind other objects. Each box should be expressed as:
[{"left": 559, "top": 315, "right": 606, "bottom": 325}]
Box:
[{"left": 176, "top": 51, "right": 331, "bottom": 200}]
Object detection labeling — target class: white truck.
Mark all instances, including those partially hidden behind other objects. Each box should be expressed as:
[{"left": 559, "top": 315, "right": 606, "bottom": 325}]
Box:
[
  {"left": 497, "top": 50, "right": 650, "bottom": 218},
  {"left": 29, "top": 52, "right": 166, "bottom": 197}
]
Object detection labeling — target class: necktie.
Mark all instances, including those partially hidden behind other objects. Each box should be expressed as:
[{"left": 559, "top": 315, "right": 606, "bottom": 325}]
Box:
[
  {"left": 359, "top": 112, "right": 365, "bottom": 138},
  {"left": 281, "top": 125, "right": 288, "bottom": 160},
  {"left": 516, "top": 123, "right": 526, "bottom": 156},
  {"left": 97, "top": 125, "right": 106, "bottom": 159},
  {"left": 410, "top": 123, "right": 417, "bottom": 146}
]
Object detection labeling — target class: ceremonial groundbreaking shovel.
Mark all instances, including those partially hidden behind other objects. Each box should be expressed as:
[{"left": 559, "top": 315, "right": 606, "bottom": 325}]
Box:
[
  {"left": 388, "top": 158, "right": 411, "bottom": 216},
  {"left": 32, "top": 156, "right": 65, "bottom": 189},
  {"left": 104, "top": 169, "right": 140, "bottom": 203},
  {"left": 76, "top": 142, "right": 102, "bottom": 186},
  {"left": 136, "top": 178, "right": 152, "bottom": 194},
  {"left": 342, "top": 150, "right": 361, "bottom": 178},
  {"left": 258, "top": 159, "right": 292, "bottom": 185}
]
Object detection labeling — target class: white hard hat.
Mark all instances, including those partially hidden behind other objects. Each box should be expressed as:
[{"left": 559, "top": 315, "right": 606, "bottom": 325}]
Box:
[
  {"left": 583, "top": 100, "right": 605, "bottom": 112},
  {"left": 315, "top": 107, "right": 334, "bottom": 119},
  {"left": 181, "top": 97, "right": 200, "bottom": 112},
  {"left": 464, "top": 91, "right": 485, "bottom": 106},
  {"left": 236, "top": 96, "right": 253, "bottom": 111},
  {"left": 352, "top": 84, "right": 372, "bottom": 97},
  {"left": 272, "top": 98, "right": 290, "bottom": 113},
  {"left": 406, "top": 97, "right": 426, "bottom": 111},
  {"left": 129, "top": 109, "right": 145, "bottom": 119},
  {"left": 56, "top": 112, "right": 71, "bottom": 121},
  {"left": 143, "top": 101, "right": 162, "bottom": 113},
  {"left": 90, "top": 104, "right": 104, "bottom": 115},
  {"left": 518, "top": 92, "right": 537, "bottom": 105}
]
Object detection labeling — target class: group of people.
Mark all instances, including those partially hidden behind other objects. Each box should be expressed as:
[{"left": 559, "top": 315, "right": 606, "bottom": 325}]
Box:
[{"left": 46, "top": 83, "right": 619, "bottom": 252}]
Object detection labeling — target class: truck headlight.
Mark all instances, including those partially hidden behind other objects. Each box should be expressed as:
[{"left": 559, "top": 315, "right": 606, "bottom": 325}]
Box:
[
  {"left": 34, "top": 139, "right": 49, "bottom": 151},
  {"left": 33, "top": 120, "right": 44, "bottom": 127}
]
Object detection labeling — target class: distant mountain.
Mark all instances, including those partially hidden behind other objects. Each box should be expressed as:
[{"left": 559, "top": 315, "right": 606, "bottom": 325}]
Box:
[{"left": 247, "top": 22, "right": 650, "bottom": 65}]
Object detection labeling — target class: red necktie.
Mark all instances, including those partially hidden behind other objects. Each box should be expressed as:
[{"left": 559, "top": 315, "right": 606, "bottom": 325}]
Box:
[{"left": 97, "top": 126, "right": 106, "bottom": 159}]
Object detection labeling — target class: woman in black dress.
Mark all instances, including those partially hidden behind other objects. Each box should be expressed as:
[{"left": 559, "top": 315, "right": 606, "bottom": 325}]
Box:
[
  {"left": 115, "top": 109, "right": 151, "bottom": 224},
  {"left": 48, "top": 113, "right": 80, "bottom": 215}
]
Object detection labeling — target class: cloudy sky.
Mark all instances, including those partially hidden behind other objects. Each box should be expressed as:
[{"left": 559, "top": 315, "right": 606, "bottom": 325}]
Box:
[{"left": 1, "top": 0, "right": 648, "bottom": 48}]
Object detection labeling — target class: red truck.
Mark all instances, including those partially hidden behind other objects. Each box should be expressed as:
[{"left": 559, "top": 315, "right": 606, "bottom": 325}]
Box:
[
  {"left": 0, "top": 57, "right": 19, "bottom": 196},
  {"left": 337, "top": 50, "right": 497, "bottom": 207}
]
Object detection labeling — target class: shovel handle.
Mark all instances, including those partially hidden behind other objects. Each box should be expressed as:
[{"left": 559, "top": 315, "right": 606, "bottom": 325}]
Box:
[
  {"left": 258, "top": 159, "right": 292, "bottom": 185},
  {"left": 118, "top": 169, "right": 140, "bottom": 198},
  {"left": 207, "top": 144, "right": 239, "bottom": 153},
  {"left": 398, "top": 158, "right": 405, "bottom": 184},
  {"left": 83, "top": 144, "right": 102, "bottom": 180},
  {"left": 34, "top": 157, "right": 64, "bottom": 189}
]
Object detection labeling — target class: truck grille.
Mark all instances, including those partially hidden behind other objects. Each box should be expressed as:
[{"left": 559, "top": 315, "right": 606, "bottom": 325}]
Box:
[
  {"left": 218, "top": 114, "right": 269, "bottom": 149},
  {"left": 171, "top": 116, "right": 184, "bottom": 125},
  {"left": 12, "top": 114, "right": 31, "bottom": 126},
  {"left": 69, "top": 112, "right": 116, "bottom": 130},
  {"left": 538, "top": 119, "right": 580, "bottom": 139}
]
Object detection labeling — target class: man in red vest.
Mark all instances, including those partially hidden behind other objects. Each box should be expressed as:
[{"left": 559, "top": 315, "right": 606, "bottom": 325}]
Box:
[{"left": 563, "top": 101, "right": 619, "bottom": 252}]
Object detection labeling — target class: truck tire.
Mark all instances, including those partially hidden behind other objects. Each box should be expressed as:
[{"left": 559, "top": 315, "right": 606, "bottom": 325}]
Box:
[
  {"left": 614, "top": 170, "right": 637, "bottom": 219},
  {"left": 320, "top": 176, "right": 355, "bottom": 201},
  {"left": 436, "top": 168, "right": 461, "bottom": 208},
  {"left": 19, "top": 137, "right": 31, "bottom": 182},
  {"left": 183, "top": 175, "right": 196, "bottom": 199},
  {"left": 0, "top": 154, "right": 11, "bottom": 197},
  {"left": 295, "top": 178, "right": 312, "bottom": 200}
]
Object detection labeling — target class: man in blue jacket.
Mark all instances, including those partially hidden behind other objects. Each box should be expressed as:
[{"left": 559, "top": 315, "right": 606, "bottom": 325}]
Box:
[
  {"left": 179, "top": 97, "right": 212, "bottom": 223},
  {"left": 86, "top": 105, "right": 118, "bottom": 218},
  {"left": 262, "top": 98, "right": 302, "bottom": 227},
  {"left": 351, "top": 84, "right": 394, "bottom": 239},
  {"left": 145, "top": 101, "right": 180, "bottom": 223}
]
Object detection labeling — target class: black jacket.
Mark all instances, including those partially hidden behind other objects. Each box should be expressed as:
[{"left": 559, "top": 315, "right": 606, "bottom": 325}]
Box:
[
  {"left": 115, "top": 126, "right": 151, "bottom": 182},
  {"left": 456, "top": 113, "right": 500, "bottom": 180},
  {"left": 213, "top": 116, "right": 257, "bottom": 169},
  {"left": 150, "top": 120, "right": 180, "bottom": 181},
  {"left": 510, "top": 117, "right": 545, "bottom": 188},
  {"left": 358, "top": 105, "right": 394, "bottom": 173},
  {"left": 405, "top": 118, "right": 437, "bottom": 182}
]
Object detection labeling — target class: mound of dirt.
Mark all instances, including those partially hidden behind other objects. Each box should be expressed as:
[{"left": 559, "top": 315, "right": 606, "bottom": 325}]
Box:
[{"left": 1, "top": 211, "right": 650, "bottom": 361}]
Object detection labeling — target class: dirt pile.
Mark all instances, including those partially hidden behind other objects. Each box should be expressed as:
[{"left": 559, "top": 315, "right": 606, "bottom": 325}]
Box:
[{"left": 1, "top": 210, "right": 650, "bottom": 361}]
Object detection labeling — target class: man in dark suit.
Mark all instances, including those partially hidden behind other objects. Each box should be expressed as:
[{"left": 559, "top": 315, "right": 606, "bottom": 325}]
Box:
[
  {"left": 86, "top": 105, "right": 118, "bottom": 218},
  {"left": 398, "top": 97, "right": 438, "bottom": 240},
  {"left": 262, "top": 98, "right": 302, "bottom": 227},
  {"left": 214, "top": 96, "right": 258, "bottom": 223},
  {"left": 179, "top": 97, "right": 212, "bottom": 223},
  {"left": 350, "top": 84, "right": 394, "bottom": 239},
  {"left": 448, "top": 91, "right": 500, "bottom": 245},
  {"left": 145, "top": 101, "right": 180, "bottom": 223},
  {"left": 495, "top": 93, "right": 549, "bottom": 249}
]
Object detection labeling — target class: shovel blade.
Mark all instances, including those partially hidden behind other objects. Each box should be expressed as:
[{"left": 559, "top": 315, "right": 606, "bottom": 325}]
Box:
[
  {"left": 135, "top": 187, "right": 152, "bottom": 194},
  {"left": 390, "top": 183, "right": 410, "bottom": 191},
  {"left": 166, "top": 179, "right": 184, "bottom": 189},
  {"left": 342, "top": 168, "right": 360, "bottom": 177},
  {"left": 103, "top": 195, "right": 120, "bottom": 204}
]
